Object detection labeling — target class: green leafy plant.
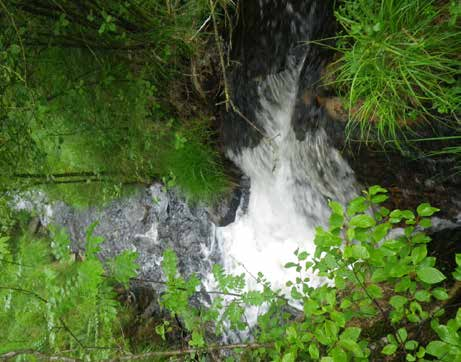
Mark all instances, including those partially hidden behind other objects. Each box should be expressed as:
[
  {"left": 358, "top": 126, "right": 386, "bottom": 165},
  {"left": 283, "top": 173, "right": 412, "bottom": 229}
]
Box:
[
  {"left": 156, "top": 186, "right": 461, "bottom": 361},
  {"left": 0, "top": 222, "right": 138, "bottom": 360}
]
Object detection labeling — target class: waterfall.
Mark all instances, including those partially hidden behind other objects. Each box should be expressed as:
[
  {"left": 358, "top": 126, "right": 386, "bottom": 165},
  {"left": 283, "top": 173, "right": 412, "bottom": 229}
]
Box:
[{"left": 213, "top": 1, "right": 357, "bottom": 296}]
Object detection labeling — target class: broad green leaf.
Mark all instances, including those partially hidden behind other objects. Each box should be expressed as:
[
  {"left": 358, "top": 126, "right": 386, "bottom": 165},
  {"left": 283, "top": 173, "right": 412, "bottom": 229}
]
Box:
[
  {"left": 367, "top": 284, "right": 383, "bottom": 299},
  {"left": 397, "top": 328, "right": 408, "bottom": 342},
  {"left": 329, "top": 200, "right": 344, "bottom": 216},
  {"left": 351, "top": 244, "right": 370, "bottom": 259},
  {"left": 371, "top": 268, "right": 388, "bottom": 282},
  {"left": 372, "top": 223, "right": 391, "bottom": 242},
  {"left": 314, "top": 227, "right": 342, "bottom": 247},
  {"left": 389, "top": 295, "right": 408, "bottom": 309},
  {"left": 412, "top": 233, "right": 431, "bottom": 244},
  {"left": 419, "top": 218, "right": 432, "bottom": 228},
  {"left": 371, "top": 194, "right": 388, "bottom": 204},
  {"left": 405, "top": 340, "right": 418, "bottom": 350},
  {"left": 330, "top": 346, "right": 348, "bottom": 362},
  {"left": 414, "top": 290, "right": 431, "bottom": 302},
  {"left": 347, "top": 196, "right": 368, "bottom": 216},
  {"left": 425, "top": 341, "right": 447, "bottom": 358},
  {"left": 368, "top": 185, "right": 387, "bottom": 196},
  {"left": 456, "top": 254, "right": 461, "bottom": 266},
  {"left": 416, "top": 267, "right": 446, "bottom": 284},
  {"left": 282, "top": 352, "right": 296, "bottom": 362},
  {"left": 417, "top": 203, "right": 440, "bottom": 217},
  {"left": 339, "top": 338, "right": 363, "bottom": 357},
  {"left": 329, "top": 213, "right": 344, "bottom": 230},
  {"left": 340, "top": 327, "right": 361, "bottom": 342},
  {"left": 350, "top": 214, "right": 376, "bottom": 228},
  {"left": 382, "top": 344, "right": 397, "bottom": 355},
  {"left": 432, "top": 288, "right": 449, "bottom": 301},
  {"left": 308, "top": 343, "right": 320, "bottom": 359},
  {"left": 411, "top": 245, "right": 427, "bottom": 265}
]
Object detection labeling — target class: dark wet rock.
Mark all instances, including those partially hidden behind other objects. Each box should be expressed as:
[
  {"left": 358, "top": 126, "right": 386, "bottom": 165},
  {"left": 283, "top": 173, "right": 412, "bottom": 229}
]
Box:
[
  {"left": 206, "top": 176, "right": 250, "bottom": 226},
  {"left": 222, "top": 0, "right": 336, "bottom": 153}
]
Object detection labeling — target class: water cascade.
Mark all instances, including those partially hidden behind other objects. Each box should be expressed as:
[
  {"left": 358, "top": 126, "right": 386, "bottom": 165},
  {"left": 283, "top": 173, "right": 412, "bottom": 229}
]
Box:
[{"left": 215, "top": 1, "right": 357, "bottom": 293}]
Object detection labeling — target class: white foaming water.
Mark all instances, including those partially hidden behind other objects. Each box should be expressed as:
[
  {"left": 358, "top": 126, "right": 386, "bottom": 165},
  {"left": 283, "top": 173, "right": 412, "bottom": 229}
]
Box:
[{"left": 213, "top": 60, "right": 357, "bottom": 298}]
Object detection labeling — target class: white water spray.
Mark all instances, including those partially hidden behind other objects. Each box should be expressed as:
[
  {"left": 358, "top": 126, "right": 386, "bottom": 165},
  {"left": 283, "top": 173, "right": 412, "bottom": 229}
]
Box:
[{"left": 214, "top": 59, "right": 357, "bottom": 296}]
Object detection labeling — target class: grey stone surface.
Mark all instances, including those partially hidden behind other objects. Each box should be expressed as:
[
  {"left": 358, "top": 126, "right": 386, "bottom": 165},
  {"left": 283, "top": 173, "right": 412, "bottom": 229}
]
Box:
[{"left": 48, "top": 184, "right": 223, "bottom": 284}]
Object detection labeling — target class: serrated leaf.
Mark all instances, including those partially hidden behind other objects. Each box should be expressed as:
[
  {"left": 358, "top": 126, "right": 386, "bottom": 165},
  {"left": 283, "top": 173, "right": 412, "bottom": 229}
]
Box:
[{"left": 109, "top": 250, "right": 139, "bottom": 286}]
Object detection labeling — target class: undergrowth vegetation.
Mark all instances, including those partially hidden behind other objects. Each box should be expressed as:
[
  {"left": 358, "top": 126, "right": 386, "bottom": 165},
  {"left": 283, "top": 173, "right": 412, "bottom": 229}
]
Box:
[
  {"left": 0, "top": 0, "right": 233, "bottom": 210},
  {"left": 329, "top": 0, "right": 460, "bottom": 154},
  {"left": 2, "top": 187, "right": 460, "bottom": 361}
]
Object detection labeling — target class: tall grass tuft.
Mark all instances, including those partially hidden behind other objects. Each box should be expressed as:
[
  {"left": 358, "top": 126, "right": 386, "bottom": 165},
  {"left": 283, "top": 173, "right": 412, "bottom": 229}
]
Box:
[
  {"left": 329, "top": 0, "right": 461, "bottom": 148},
  {"left": 159, "top": 119, "right": 231, "bottom": 203}
]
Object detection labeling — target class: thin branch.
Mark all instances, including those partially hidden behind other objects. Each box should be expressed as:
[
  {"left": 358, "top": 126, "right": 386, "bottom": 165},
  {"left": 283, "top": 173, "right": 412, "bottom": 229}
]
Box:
[
  {"left": 0, "top": 349, "right": 81, "bottom": 361},
  {"left": 103, "top": 342, "right": 272, "bottom": 361},
  {"left": 0, "top": 286, "right": 48, "bottom": 303}
]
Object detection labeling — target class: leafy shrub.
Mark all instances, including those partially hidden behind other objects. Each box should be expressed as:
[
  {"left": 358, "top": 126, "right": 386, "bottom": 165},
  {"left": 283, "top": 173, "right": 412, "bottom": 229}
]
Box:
[
  {"left": 330, "top": 0, "right": 461, "bottom": 147},
  {"left": 0, "top": 222, "right": 138, "bottom": 360},
  {"left": 158, "top": 186, "right": 461, "bottom": 361}
]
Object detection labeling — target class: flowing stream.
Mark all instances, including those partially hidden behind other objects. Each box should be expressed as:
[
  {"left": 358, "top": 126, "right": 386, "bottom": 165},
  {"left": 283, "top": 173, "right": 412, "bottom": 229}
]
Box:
[
  {"left": 213, "top": 2, "right": 357, "bottom": 295},
  {"left": 213, "top": 67, "right": 357, "bottom": 298}
]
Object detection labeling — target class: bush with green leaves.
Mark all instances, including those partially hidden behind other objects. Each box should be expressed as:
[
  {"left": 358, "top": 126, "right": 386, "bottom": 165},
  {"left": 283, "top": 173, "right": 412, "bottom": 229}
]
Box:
[
  {"left": 0, "top": 221, "right": 139, "bottom": 360},
  {"left": 330, "top": 0, "right": 461, "bottom": 148},
  {"left": 158, "top": 186, "right": 461, "bottom": 361}
]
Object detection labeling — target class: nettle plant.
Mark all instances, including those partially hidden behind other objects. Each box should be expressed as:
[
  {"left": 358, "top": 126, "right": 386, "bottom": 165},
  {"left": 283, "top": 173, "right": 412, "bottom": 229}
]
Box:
[{"left": 160, "top": 186, "right": 461, "bottom": 361}]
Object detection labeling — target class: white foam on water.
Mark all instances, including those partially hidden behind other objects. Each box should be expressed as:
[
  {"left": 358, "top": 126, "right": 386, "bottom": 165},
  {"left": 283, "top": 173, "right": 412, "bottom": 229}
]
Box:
[{"left": 212, "top": 60, "right": 357, "bottom": 302}]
